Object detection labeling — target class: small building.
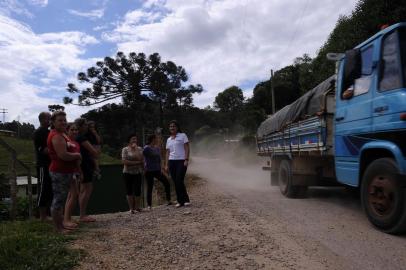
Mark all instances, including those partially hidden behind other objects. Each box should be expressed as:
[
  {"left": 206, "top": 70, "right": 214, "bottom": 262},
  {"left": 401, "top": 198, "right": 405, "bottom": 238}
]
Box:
[{"left": 0, "top": 130, "right": 16, "bottom": 137}]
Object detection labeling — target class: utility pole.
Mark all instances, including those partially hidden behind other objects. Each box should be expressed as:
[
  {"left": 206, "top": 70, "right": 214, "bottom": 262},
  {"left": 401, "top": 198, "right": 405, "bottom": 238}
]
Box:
[
  {"left": 0, "top": 108, "right": 8, "bottom": 123},
  {"left": 17, "top": 115, "right": 21, "bottom": 138},
  {"left": 270, "top": 69, "right": 276, "bottom": 114}
]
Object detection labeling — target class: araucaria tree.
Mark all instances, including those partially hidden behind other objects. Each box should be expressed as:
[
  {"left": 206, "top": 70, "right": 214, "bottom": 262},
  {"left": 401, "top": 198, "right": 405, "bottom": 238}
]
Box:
[{"left": 64, "top": 52, "right": 203, "bottom": 127}]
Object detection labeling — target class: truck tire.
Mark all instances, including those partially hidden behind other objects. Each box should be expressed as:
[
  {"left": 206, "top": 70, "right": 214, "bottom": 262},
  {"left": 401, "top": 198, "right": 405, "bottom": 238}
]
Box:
[
  {"left": 361, "top": 158, "right": 406, "bottom": 234},
  {"left": 278, "top": 160, "right": 306, "bottom": 198}
]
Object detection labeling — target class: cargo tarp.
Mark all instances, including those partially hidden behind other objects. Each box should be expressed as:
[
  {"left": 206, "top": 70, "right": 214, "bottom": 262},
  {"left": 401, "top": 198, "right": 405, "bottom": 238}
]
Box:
[{"left": 257, "top": 75, "right": 336, "bottom": 137}]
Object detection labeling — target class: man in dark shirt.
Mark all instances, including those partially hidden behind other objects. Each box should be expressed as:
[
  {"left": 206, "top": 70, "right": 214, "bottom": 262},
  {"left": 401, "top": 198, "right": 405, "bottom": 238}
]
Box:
[{"left": 33, "top": 112, "right": 52, "bottom": 221}]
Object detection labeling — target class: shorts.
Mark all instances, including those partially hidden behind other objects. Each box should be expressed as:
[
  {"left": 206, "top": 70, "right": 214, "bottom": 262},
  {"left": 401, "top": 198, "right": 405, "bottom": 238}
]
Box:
[
  {"left": 123, "top": 173, "right": 142, "bottom": 196},
  {"left": 36, "top": 166, "right": 53, "bottom": 207},
  {"left": 49, "top": 172, "right": 72, "bottom": 211}
]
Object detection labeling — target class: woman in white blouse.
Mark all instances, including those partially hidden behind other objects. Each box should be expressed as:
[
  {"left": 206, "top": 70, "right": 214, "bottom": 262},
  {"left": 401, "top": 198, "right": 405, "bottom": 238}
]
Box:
[{"left": 164, "top": 120, "right": 190, "bottom": 207}]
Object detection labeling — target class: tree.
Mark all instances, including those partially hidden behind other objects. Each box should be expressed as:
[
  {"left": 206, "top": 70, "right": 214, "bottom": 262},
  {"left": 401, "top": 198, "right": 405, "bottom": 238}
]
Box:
[
  {"left": 48, "top": 104, "right": 65, "bottom": 112},
  {"left": 311, "top": 0, "right": 406, "bottom": 85},
  {"left": 214, "top": 86, "right": 244, "bottom": 113},
  {"left": 272, "top": 65, "right": 301, "bottom": 110},
  {"left": 0, "top": 121, "right": 35, "bottom": 139},
  {"left": 240, "top": 99, "right": 266, "bottom": 133},
  {"left": 64, "top": 52, "right": 202, "bottom": 127},
  {"left": 65, "top": 52, "right": 148, "bottom": 106},
  {"left": 294, "top": 54, "right": 315, "bottom": 95},
  {"left": 251, "top": 80, "right": 272, "bottom": 115}
]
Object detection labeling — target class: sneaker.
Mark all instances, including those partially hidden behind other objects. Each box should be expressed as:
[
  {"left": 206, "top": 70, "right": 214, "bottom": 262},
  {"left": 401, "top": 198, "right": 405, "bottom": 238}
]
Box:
[
  {"left": 166, "top": 201, "right": 173, "bottom": 206},
  {"left": 175, "top": 203, "right": 183, "bottom": 208},
  {"left": 129, "top": 210, "right": 135, "bottom": 214},
  {"left": 184, "top": 202, "right": 191, "bottom": 207}
]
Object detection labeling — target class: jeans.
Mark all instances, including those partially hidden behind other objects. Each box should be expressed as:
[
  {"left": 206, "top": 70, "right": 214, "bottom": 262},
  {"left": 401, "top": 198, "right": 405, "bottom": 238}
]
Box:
[{"left": 145, "top": 170, "right": 171, "bottom": 207}]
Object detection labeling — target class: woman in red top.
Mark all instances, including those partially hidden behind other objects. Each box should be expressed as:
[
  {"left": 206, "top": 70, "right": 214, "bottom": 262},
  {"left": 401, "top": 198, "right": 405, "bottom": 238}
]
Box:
[
  {"left": 47, "top": 111, "right": 81, "bottom": 233},
  {"left": 63, "top": 123, "right": 81, "bottom": 229}
]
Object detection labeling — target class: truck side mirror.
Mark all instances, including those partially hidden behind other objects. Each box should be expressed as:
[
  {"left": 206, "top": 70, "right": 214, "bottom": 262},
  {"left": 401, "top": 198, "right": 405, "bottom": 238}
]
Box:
[{"left": 343, "top": 49, "right": 361, "bottom": 90}]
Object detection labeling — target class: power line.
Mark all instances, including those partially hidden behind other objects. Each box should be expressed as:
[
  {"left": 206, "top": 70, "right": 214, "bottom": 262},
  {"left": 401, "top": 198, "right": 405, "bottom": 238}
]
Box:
[{"left": 0, "top": 108, "right": 8, "bottom": 123}]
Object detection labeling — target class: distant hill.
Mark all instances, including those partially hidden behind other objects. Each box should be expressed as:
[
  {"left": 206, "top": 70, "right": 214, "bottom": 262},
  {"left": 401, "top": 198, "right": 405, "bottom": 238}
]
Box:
[{"left": 0, "top": 135, "right": 120, "bottom": 177}]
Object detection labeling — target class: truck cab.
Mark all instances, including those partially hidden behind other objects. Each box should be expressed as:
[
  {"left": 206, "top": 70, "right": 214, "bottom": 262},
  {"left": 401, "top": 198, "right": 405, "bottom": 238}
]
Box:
[{"left": 334, "top": 23, "right": 406, "bottom": 232}]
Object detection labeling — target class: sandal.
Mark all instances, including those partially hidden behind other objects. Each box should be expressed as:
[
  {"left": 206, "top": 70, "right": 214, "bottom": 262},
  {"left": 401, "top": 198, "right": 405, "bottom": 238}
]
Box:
[
  {"left": 79, "top": 216, "right": 96, "bottom": 223},
  {"left": 63, "top": 221, "right": 78, "bottom": 229}
]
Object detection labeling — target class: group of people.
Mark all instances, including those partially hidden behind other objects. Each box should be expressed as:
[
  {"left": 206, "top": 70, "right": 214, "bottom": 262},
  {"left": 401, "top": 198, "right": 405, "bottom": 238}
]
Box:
[
  {"left": 121, "top": 120, "right": 191, "bottom": 213},
  {"left": 34, "top": 110, "right": 191, "bottom": 233},
  {"left": 34, "top": 111, "right": 101, "bottom": 233}
]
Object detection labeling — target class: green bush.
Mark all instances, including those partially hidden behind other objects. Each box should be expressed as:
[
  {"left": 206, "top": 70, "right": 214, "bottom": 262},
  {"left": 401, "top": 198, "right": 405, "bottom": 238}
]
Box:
[
  {"left": 0, "top": 220, "right": 83, "bottom": 270},
  {"left": 16, "top": 197, "right": 30, "bottom": 219},
  {"left": 0, "top": 201, "right": 8, "bottom": 221},
  {"left": 0, "top": 197, "right": 39, "bottom": 221}
]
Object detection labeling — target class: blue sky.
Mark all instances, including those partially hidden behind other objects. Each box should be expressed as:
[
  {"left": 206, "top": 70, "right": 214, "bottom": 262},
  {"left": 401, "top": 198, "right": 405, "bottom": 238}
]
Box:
[{"left": 0, "top": 0, "right": 358, "bottom": 125}]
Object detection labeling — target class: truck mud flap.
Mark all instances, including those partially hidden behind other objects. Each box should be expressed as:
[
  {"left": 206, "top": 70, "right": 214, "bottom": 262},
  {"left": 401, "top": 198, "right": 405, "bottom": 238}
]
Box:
[
  {"left": 291, "top": 174, "right": 318, "bottom": 186},
  {"left": 292, "top": 174, "right": 341, "bottom": 187},
  {"left": 271, "top": 171, "right": 278, "bottom": 186}
]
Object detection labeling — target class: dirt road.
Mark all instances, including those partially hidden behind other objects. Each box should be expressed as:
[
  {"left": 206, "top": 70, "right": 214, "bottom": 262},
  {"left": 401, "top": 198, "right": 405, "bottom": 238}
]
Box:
[
  {"left": 72, "top": 157, "right": 406, "bottom": 270},
  {"left": 189, "top": 157, "right": 406, "bottom": 270}
]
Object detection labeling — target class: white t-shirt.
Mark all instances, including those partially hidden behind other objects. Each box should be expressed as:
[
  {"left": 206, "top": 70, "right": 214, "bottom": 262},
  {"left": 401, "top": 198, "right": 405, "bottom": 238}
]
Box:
[{"left": 166, "top": 133, "right": 189, "bottom": 160}]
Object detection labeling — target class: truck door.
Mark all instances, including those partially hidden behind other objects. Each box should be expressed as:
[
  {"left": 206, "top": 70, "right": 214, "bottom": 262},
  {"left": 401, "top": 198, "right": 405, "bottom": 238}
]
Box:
[
  {"left": 335, "top": 43, "right": 377, "bottom": 186},
  {"left": 373, "top": 28, "right": 406, "bottom": 132}
]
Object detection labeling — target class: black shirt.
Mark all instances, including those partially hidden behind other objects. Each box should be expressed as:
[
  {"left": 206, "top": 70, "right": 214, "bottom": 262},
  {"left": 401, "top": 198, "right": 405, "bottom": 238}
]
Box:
[
  {"left": 33, "top": 126, "right": 50, "bottom": 167},
  {"left": 86, "top": 131, "right": 100, "bottom": 145},
  {"left": 76, "top": 134, "right": 95, "bottom": 171}
]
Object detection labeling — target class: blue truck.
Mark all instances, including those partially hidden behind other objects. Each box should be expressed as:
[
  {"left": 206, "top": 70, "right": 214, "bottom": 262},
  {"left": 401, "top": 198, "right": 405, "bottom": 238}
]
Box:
[{"left": 256, "top": 23, "right": 406, "bottom": 233}]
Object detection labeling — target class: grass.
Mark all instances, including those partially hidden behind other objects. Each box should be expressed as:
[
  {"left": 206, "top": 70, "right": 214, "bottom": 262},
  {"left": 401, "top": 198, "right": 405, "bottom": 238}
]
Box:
[
  {"left": 0, "top": 220, "right": 83, "bottom": 270},
  {"left": 0, "top": 135, "right": 120, "bottom": 176}
]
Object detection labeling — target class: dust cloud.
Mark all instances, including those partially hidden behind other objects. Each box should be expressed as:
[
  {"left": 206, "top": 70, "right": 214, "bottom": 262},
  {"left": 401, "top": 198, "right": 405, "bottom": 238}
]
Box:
[{"left": 189, "top": 140, "right": 270, "bottom": 191}]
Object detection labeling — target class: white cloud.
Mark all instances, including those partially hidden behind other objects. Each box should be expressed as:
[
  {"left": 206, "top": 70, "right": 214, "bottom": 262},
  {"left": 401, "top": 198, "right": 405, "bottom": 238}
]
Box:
[
  {"left": 104, "top": 0, "right": 358, "bottom": 107},
  {"left": 40, "top": 31, "right": 99, "bottom": 46},
  {"left": 0, "top": 0, "right": 33, "bottom": 18},
  {"left": 27, "top": 0, "right": 48, "bottom": 7},
  {"left": 68, "top": 8, "right": 105, "bottom": 20},
  {"left": 0, "top": 14, "right": 98, "bottom": 124}
]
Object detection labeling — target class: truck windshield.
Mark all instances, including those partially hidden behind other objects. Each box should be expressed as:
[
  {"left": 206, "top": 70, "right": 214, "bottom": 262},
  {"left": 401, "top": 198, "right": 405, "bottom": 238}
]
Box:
[{"left": 379, "top": 27, "right": 406, "bottom": 91}]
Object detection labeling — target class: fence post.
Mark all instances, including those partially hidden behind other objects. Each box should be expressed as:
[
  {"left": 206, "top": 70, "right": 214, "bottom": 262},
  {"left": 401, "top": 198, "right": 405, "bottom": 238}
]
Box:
[
  {"left": 27, "top": 169, "right": 33, "bottom": 219},
  {"left": 9, "top": 153, "right": 17, "bottom": 220}
]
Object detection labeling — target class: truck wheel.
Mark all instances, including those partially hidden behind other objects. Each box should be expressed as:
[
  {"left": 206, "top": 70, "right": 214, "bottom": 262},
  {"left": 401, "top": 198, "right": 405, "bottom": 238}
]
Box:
[
  {"left": 278, "top": 160, "right": 306, "bottom": 198},
  {"left": 361, "top": 158, "right": 406, "bottom": 234}
]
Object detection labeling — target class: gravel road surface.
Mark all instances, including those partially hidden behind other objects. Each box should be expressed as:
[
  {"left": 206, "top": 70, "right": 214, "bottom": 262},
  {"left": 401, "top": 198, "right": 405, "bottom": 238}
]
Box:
[{"left": 72, "top": 157, "right": 406, "bottom": 270}]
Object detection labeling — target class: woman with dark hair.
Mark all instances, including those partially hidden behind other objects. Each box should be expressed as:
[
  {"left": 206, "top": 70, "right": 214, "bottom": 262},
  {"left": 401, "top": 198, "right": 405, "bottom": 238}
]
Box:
[
  {"left": 63, "top": 123, "right": 81, "bottom": 229},
  {"left": 164, "top": 120, "right": 190, "bottom": 208},
  {"left": 75, "top": 118, "right": 99, "bottom": 222},
  {"left": 122, "top": 134, "right": 144, "bottom": 213},
  {"left": 86, "top": 121, "right": 102, "bottom": 179},
  {"left": 47, "top": 111, "right": 81, "bottom": 233},
  {"left": 143, "top": 134, "right": 171, "bottom": 210}
]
